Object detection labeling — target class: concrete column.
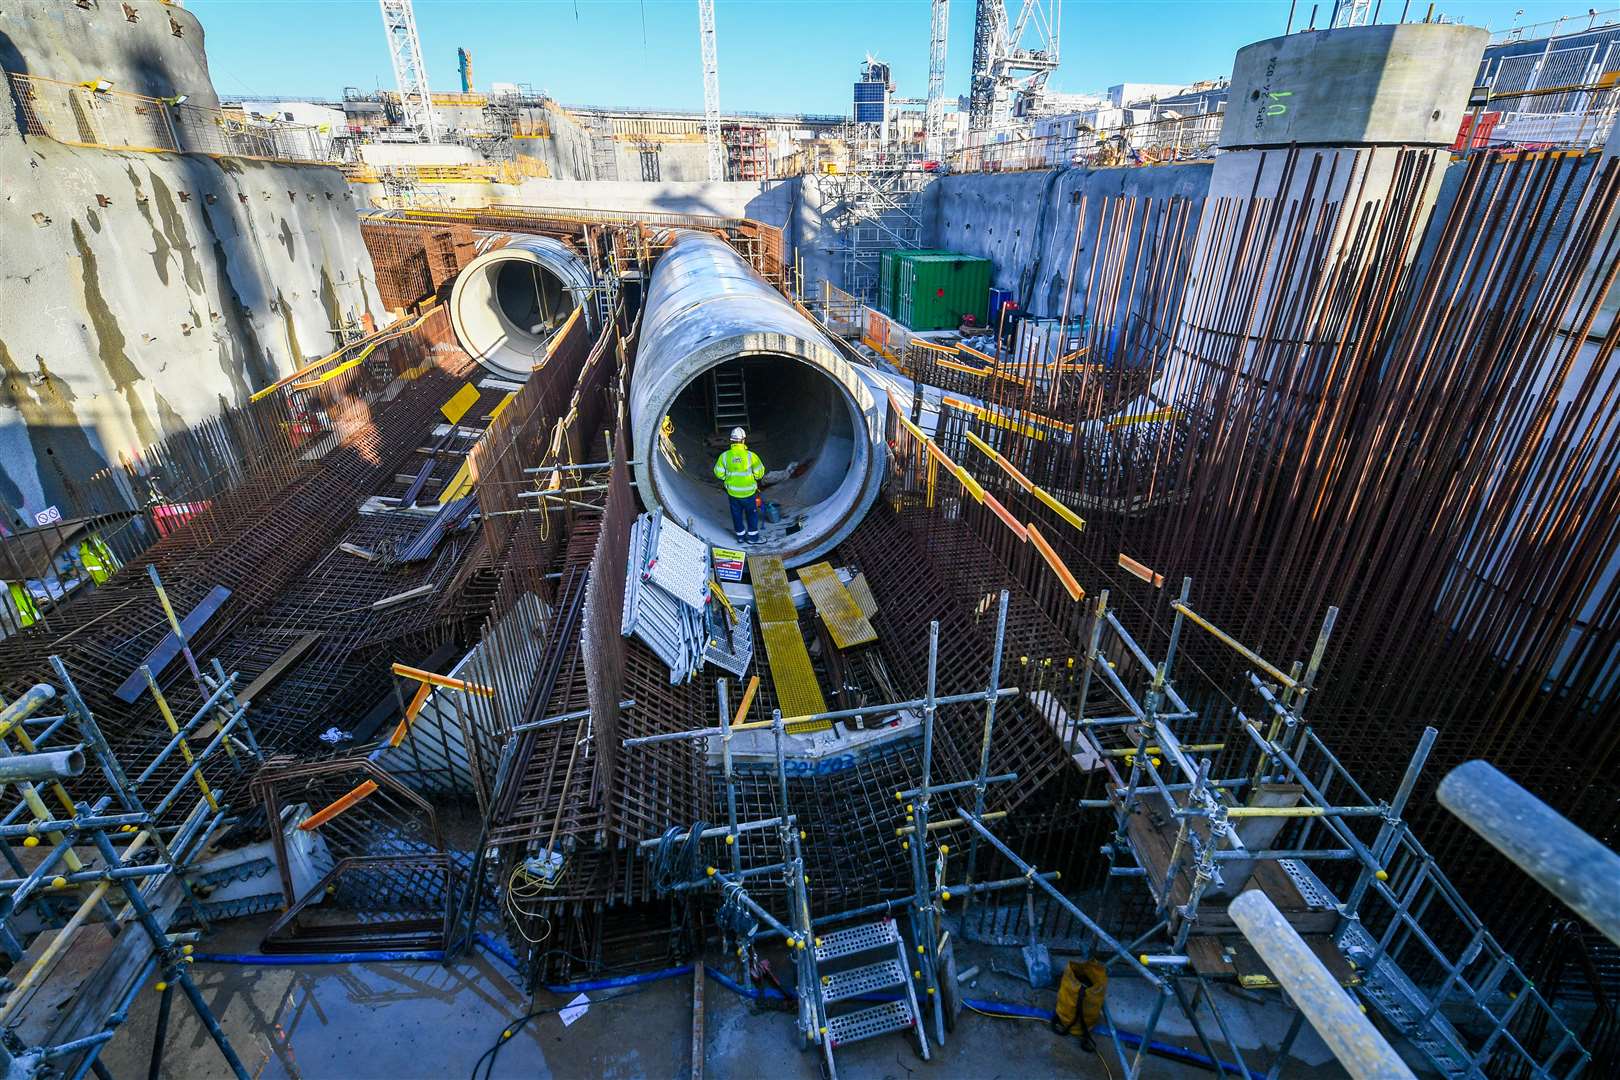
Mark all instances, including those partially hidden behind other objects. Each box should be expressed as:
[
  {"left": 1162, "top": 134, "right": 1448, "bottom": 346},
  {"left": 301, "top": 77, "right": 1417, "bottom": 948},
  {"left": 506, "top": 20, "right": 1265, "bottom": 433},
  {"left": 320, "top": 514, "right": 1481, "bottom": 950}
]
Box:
[{"left": 1142, "top": 23, "right": 1488, "bottom": 413}]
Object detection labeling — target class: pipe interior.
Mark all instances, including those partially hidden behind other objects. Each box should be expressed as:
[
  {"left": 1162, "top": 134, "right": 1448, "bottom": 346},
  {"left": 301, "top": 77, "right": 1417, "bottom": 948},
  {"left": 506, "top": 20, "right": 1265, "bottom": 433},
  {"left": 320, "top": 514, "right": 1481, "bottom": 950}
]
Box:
[
  {"left": 488, "top": 259, "right": 574, "bottom": 349},
  {"left": 654, "top": 355, "right": 857, "bottom": 542}
]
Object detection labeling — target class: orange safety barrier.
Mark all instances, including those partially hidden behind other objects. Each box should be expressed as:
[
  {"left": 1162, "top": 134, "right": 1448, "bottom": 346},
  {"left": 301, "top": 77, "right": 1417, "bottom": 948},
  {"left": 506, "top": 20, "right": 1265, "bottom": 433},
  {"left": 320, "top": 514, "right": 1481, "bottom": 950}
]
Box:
[
  {"left": 1027, "top": 523, "right": 1085, "bottom": 602},
  {"left": 1118, "top": 552, "right": 1166, "bottom": 589},
  {"left": 298, "top": 781, "right": 380, "bottom": 831}
]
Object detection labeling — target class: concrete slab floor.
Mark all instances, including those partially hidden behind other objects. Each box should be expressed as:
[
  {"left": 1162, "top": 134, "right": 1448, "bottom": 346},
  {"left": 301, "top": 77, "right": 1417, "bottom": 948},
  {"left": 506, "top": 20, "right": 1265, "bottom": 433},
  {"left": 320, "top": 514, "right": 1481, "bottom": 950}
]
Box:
[{"left": 95, "top": 917, "right": 1353, "bottom": 1079}]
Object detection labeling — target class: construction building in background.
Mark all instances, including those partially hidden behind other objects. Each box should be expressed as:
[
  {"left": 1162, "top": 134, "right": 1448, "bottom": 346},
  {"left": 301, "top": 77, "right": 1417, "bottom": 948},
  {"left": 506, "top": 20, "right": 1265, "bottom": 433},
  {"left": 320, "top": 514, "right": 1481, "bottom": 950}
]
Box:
[{"left": 1, "top": 2, "right": 1619, "bottom": 1078}]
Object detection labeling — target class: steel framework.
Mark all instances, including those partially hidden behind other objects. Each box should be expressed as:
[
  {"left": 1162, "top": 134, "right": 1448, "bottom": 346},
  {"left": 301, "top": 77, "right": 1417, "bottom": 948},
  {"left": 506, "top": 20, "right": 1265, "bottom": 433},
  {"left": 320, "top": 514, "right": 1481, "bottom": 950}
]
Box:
[
  {"left": 925, "top": 0, "right": 951, "bottom": 156},
  {"left": 379, "top": 0, "right": 438, "bottom": 142},
  {"left": 968, "top": 0, "right": 1061, "bottom": 131},
  {"left": 697, "top": 0, "right": 724, "bottom": 181}
]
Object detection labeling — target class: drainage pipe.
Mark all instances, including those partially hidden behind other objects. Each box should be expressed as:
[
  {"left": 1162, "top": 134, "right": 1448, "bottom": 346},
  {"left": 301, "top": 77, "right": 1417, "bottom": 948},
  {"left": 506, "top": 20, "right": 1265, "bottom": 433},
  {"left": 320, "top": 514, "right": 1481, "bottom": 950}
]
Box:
[
  {"left": 448, "top": 234, "right": 598, "bottom": 379},
  {"left": 631, "top": 232, "right": 884, "bottom": 566}
]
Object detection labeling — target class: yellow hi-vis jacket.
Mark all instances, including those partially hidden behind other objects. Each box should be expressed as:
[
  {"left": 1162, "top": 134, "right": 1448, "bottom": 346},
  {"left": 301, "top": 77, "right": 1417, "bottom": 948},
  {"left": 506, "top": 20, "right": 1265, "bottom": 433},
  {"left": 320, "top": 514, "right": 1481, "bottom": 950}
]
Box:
[{"left": 714, "top": 443, "right": 765, "bottom": 499}]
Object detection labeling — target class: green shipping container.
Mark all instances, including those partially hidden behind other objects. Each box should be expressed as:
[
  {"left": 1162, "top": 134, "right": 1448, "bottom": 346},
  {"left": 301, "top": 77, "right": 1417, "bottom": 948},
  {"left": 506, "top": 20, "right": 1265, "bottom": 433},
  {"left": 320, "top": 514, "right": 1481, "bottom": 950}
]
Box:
[
  {"left": 897, "top": 253, "right": 992, "bottom": 332},
  {"left": 880, "top": 249, "right": 948, "bottom": 318}
]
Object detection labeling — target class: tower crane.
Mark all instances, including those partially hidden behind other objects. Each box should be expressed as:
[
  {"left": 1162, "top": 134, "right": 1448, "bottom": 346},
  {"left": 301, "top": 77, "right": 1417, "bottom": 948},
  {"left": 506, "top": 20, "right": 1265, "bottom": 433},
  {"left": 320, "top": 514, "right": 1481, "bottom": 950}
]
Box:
[
  {"left": 968, "top": 0, "right": 1060, "bottom": 132},
  {"left": 698, "top": 0, "right": 724, "bottom": 181},
  {"left": 378, "top": 0, "right": 438, "bottom": 142},
  {"left": 925, "top": 0, "right": 950, "bottom": 157}
]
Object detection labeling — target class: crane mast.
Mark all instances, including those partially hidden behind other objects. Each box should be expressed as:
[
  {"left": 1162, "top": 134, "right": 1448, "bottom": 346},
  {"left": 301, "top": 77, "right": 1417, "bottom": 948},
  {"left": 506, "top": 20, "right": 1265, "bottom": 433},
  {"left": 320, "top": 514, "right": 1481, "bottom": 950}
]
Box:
[
  {"left": 698, "top": 0, "right": 724, "bottom": 181},
  {"left": 378, "top": 0, "right": 438, "bottom": 142}
]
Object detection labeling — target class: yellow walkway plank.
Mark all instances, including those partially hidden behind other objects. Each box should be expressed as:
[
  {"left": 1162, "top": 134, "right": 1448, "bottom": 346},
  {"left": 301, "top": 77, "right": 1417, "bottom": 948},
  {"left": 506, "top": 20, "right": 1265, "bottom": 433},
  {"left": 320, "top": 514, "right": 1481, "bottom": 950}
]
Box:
[
  {"left": 797, "top": 562, "right": 877, "bottom": 650},
  {"left": 846, "top": 573, "right": 880, "bottom": 620},
  {"left": 440, "top": 382, "right": 482, "bottom": 425},
  {"left": 748, "top": 554, "right": 799, "bottom": 624},
  {"left": 759, "top": 622, "right": 829, "bottom": 728},
  {"left": 748, "top": 555, "right": 829, "bottom": 731}
]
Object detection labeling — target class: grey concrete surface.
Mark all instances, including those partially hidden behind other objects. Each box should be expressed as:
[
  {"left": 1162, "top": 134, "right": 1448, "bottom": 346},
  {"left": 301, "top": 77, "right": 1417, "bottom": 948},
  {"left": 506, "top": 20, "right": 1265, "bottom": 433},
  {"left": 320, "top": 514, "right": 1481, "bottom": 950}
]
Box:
[
  {"left": 0, "top": 0, "right": 221, "bottom": 109},
  {"left": 1221, "top": 23, "right": 1488, "bottom": 149},
  {"left": 95, "top": 917, "right": 1355, "bottom": 1079},
  {"left": 0, "top": 134, "right": 384, "bottom": 521},
  {"left": 931, "top": 164, "right": 1212, "bottom": 318}
]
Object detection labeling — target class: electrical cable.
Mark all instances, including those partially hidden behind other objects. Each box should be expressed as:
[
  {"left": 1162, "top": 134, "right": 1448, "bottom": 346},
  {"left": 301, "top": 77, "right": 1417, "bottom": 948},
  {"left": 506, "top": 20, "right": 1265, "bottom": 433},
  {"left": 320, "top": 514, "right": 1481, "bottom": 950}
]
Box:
[{"left": 468, "top": 984, "right": 656, "bottom": 1080}]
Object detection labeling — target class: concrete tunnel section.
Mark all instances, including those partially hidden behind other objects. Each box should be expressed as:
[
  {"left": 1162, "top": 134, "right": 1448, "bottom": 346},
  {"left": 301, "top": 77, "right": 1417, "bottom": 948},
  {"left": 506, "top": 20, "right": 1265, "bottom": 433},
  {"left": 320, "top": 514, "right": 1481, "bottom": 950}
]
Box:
[
  {"left": 631, "top": 232, "right": 885, "bottom": 567},
  {"left": 449, "top": 234, "right": 599, "bottom": 379}
]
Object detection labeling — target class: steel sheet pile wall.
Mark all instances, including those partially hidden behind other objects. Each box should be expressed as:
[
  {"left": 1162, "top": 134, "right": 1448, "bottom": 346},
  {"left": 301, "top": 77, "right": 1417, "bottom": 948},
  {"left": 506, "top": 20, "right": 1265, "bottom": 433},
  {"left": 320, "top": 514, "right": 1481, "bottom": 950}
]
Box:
[{"left": 908, "top": 146, "right": 1620, "bottom": 943}]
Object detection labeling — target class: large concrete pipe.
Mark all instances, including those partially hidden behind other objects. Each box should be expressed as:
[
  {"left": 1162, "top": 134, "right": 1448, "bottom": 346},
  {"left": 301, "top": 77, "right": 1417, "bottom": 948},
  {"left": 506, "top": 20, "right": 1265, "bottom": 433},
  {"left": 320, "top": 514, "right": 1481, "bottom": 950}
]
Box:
[
  {"left": 449, "top": 235, "right": 597, "bottom": 379},
  {"left": 631, "top": 232, "right": 885, "bottom": 566}
]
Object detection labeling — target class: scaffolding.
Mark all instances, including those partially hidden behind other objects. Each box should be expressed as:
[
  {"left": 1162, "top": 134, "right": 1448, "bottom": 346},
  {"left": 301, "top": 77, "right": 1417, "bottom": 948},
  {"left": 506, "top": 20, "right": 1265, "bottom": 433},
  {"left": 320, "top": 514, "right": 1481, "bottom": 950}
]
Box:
[
  {"left": 0, "top": 628, "right": 262, "bottom": 1078},
  {"left": 721, "top": 123, "right": 767, "bottom": 181},
  {"left": 818, "top": 150, "right": 934, "bottom": 300}
]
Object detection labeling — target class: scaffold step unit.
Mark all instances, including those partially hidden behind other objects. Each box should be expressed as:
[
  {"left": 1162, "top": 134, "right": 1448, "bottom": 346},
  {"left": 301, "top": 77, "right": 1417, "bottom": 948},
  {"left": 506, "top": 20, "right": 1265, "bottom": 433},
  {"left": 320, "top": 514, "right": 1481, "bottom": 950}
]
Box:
[
  {"left": 0, "top": 575, "right": 263, "bottom": 1079},
  {"left": 624, "top": 592, "right": 1046, "bottom": 1079},
  {"left": 820, "top": 156, "right": 932, "bottom": 301}
]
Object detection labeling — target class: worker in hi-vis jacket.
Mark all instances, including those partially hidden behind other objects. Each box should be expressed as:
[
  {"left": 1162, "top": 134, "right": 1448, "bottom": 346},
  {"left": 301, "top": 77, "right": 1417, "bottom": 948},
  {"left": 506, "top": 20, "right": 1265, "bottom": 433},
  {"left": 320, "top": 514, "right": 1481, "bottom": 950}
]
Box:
[{"left": 713, "top": 427, "right": 766, "bottom": 544}]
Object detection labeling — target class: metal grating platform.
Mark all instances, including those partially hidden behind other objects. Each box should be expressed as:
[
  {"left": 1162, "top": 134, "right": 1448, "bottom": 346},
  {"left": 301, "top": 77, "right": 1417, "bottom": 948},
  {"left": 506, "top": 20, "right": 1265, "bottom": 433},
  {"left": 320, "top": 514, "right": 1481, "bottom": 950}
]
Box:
[
  {"left": 748, "top": 554, "right": 798, "bottom": 623},
  {"left": 758, "top": 620, "right": 828, "bottom": 726},
  {"left": 826, "top": 1000, "right": 914, "bottom": 1048},
  {"left": 821, "top": 958, "right": 906, "bottom": 1003},
  {"left": 799, "top": 561, "right": 877, "bottom": 649},
  {"left": 815, "top": 919, "right": 900, "bottom": 961}
]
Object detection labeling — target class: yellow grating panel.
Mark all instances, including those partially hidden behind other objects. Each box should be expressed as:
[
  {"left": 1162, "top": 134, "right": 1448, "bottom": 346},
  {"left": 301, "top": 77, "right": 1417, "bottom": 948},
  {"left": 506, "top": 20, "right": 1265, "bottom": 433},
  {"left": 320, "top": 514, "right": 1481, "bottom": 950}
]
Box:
[
  {"left": 845, "top": 572, "right": 880, "bottom": 620},
  {"left": 440, "top": 382, "right": 481, "bottom": 425},
  {"left": 798, "top": 562, "right": 877, "bottom": 650},
  {"left": 748, "top": 555, "right": 799, "bottom": 623},
  {"left": 759, "top": 620, "right": 829, "bottom": 730}
]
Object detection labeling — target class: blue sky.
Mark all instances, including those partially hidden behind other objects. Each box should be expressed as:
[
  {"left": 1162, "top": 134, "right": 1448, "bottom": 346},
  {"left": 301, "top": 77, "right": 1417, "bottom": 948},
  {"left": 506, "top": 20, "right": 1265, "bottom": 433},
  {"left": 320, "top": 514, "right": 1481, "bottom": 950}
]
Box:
[{"left": 191, "top": 1, "right": 1589, "bottom": 114}]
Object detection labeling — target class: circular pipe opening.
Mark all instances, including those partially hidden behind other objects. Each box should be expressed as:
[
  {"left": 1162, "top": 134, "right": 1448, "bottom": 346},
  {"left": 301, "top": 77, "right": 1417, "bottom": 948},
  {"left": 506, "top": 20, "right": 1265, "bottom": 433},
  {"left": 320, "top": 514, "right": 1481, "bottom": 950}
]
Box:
[
  {"left": 449, "top": 237, "right": 595, "bottom": 379},
  {"left": 649, "top": 354, "right": 867, "bottom": 556}
]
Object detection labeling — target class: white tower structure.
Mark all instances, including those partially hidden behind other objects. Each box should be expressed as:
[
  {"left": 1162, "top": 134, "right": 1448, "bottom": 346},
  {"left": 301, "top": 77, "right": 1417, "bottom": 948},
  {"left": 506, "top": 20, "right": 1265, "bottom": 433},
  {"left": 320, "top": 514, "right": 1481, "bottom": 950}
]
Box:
[
  {"left": 698, "top": 0, "right": 724, "bottom": 181},
  {"left": 925, "top": 0, "right": 950, "bottom": 156},
  {"left": 379, "top": 0, "right": 438, "bottom": 142},
  {"left": 968, "top": 0, "right": 1060, "bottom": 132}
]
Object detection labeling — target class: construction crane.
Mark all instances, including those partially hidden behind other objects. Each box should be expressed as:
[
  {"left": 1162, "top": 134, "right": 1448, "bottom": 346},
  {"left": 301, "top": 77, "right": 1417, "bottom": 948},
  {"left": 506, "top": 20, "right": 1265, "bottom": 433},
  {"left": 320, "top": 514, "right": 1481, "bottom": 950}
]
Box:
[
  {"left": 698, "top": 0, "right": 724, "bottom": 181},
  {"left": 379, "top": 0, "right": 438, "bottom": 142},
  {"left": 925, "top": 0, "right": 950, "bottom": 157},
  {"left": 968, "top": 0, "right": 1060, "bottom": 132}
]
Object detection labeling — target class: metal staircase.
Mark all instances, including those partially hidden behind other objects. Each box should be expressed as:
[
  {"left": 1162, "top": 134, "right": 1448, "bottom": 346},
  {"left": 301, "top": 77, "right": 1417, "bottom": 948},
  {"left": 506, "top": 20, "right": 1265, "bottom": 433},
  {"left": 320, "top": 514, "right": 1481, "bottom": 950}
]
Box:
[
  {"left": 710, "top": 366, "right": 751, "bottom": 434},
  {"left": 811, "top": 917, "right": 928, "bottom": 1077}
]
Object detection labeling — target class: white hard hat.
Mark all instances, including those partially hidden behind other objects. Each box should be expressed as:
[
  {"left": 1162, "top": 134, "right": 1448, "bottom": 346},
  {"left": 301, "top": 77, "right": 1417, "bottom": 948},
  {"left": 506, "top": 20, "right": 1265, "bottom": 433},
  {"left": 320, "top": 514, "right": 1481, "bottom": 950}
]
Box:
[{"left": 730, "top": 427, "right": 747, "bottom": 442}]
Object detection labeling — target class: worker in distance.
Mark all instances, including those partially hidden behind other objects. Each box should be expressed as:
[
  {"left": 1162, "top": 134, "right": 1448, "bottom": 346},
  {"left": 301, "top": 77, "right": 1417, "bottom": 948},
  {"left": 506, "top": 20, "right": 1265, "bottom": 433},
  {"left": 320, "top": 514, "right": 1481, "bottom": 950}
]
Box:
[{"left": 714, "top": 427, "right": 766, "bottom": 545}]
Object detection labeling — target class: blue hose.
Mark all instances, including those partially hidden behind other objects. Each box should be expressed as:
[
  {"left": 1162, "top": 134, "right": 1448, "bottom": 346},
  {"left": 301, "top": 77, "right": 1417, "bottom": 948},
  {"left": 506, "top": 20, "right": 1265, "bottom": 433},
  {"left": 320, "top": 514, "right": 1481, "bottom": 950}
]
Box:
[
  {"left": 195, "top": 950, "right": 446, "bottom": 965},
  {"left": 540, "top": 965, "right": 694, "bottom": 995}
]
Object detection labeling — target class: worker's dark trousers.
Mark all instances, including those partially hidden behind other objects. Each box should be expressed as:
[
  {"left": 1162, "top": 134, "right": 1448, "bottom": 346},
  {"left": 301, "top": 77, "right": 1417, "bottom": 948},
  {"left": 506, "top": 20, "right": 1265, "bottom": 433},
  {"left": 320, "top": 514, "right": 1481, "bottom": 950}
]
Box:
[{"left": 729, "top": 494, "right": 760, "bottom": 542}]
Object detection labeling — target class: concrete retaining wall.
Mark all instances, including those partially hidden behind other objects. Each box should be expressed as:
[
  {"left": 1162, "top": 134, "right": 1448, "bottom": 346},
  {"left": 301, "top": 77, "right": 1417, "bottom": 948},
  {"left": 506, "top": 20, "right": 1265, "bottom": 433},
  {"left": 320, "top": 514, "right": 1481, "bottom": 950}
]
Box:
[
  {"left": 0, "top": 132, "right": 384, "bottom": 522},
  {"left": 931, "top": 164, "right": 1213, "bottom": 318}
]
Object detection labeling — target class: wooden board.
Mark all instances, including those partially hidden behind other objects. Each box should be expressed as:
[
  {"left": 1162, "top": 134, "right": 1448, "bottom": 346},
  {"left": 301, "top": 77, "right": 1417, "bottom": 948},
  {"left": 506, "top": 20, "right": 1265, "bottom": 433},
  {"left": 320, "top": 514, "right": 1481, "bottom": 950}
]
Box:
[
  {"left": 1184, "top": 932, "right": 1358, "bottom": 987},
  {"left": 797, "top": 562, "right": 877, "bottom": 649},
  {"left": 113, "top": 585, "right": 232, "bottom": 703},
  {"left": 1120, "top": 789, "right": 1338, "bottom": 935}
]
